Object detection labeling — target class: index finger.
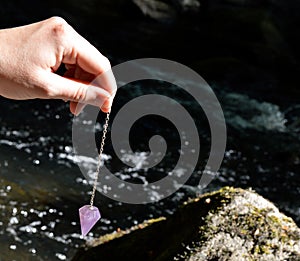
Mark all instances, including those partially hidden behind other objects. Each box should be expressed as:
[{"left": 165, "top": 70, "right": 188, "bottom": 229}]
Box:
[{"left": 62, "top": 27, "right": 116, "bottom": 96}]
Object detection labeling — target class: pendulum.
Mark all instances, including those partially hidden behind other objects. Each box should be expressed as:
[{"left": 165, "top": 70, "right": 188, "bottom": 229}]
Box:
[{"left": 79, "top": 112, "right": 110, "bottom": 236}]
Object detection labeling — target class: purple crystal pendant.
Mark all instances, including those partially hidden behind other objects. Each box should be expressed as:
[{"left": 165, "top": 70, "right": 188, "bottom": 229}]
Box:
[
  {"left": 79, "top": 205, "right": 101, "bottom": 236},
  {"left": 78, "top": 113, "right": 109, "bottom": 237}
]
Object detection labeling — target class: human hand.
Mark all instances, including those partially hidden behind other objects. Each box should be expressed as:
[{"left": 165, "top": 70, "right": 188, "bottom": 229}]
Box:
[{"left": 0, "top": 16, "right": 116, "bottom": 115}]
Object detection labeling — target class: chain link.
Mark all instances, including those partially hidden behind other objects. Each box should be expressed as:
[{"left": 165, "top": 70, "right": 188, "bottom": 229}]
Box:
[{"left": 90, "top": 112, "right": 110, "bottom": 207}]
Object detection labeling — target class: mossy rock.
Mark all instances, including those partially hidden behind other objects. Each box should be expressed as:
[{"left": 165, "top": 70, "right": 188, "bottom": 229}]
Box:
[{"left": 72, "top": 187, "right": 300, "bottom": 260}]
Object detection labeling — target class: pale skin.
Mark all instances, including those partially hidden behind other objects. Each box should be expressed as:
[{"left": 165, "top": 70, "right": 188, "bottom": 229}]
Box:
[{"left": 0, "top": 16, "right": 116, "bottom": 115}]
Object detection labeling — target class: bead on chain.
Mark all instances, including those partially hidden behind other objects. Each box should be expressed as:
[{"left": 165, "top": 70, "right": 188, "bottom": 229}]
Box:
[{"left": 90, "top": 112, "right": 110, "bottom": 208}]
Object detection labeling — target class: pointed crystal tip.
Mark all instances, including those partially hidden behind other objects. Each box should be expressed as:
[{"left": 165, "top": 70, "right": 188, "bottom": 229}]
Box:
[{"left": 79, "top": 205, "right": 101, "bottom": 236}]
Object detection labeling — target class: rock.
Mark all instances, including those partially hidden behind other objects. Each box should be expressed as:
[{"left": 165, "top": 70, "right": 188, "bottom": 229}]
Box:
[
  {"left": 72, "top": 187, "right": 300, "bottom": 260},
  {"left": 132, "top": 0, "right": 177, "bottom": 22},
  {"left": 182, "top": 188, "right": 300, "bottom": 260},
  {"left": 172, "top": 0, "right": 201, "bottom": 14},
  {"left": 130, "top": 0, "right": 201, "bottom": 22}
]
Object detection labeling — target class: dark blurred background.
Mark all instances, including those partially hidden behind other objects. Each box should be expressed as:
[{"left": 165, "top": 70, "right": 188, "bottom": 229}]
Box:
[{"left": 0, "top": 0, "right": 300, "bottom": 260}]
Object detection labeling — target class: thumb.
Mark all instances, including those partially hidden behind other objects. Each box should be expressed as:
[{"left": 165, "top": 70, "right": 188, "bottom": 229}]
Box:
[{"left": 43, "top": 72, "right": 112, "bottom": 109}]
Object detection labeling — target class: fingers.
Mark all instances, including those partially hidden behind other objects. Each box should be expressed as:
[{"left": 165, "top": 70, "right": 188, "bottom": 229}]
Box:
[
  {"left": 46, "top": 17, "right": 117, "bottom": 114},
  {"left": 63, "top": 36, "right": 110, "bottom": 75},
  {"left": 69, "top": 99, "right": 111, "bottom": 116},
  {"left": 90, "top": 67, "right": 117, "bottom": 111},
  {"left": 66, "top": 65, "right": 117, "bottom": 114},
  {"left": 41, "top": 71, "right": 113, "bottom": 112},
  {"left": 63, "top": 65, "right": 116, "bottom": 114},
  {"left": 61, "top": 31, "right": 117, "bottom": 113},
  {"left": 62, "top": 29, "right": 113, "bottom": 92}
]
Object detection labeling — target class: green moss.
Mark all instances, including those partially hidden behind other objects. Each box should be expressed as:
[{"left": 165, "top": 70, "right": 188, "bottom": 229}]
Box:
[{"left": 88, "top": 217, "right": 166, "bottom": 247}]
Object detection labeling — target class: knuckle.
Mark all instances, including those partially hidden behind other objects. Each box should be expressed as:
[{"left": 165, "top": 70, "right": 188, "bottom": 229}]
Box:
[
  {"left": 73, "top": 85, "right": 87, "bottom": 101},
  {"left": 49, "top": 16, "right": 68, "bottom": 26},
  {"left": 48, "top": 16, "right": 69, "bottom": 39}
]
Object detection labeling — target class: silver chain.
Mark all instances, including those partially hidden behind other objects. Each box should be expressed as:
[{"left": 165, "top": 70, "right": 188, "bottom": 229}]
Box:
[{"left": 90, "top": 112, "right": 110, "bottom": 207}]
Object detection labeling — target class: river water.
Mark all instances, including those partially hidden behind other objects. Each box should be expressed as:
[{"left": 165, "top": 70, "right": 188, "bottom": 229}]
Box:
[{"left": 1, "top": 1, "right": 300, "bottom": 260}]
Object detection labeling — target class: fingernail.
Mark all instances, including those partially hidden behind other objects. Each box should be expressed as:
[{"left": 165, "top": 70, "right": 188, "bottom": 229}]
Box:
[{"left": 101, "top": 106, "right": 110, "bottom": 113}]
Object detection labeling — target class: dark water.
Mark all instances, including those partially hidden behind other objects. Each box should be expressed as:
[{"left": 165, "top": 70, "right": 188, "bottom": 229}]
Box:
[{"left": 1, "top": 1, "right": 300, "bottom": 260}]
